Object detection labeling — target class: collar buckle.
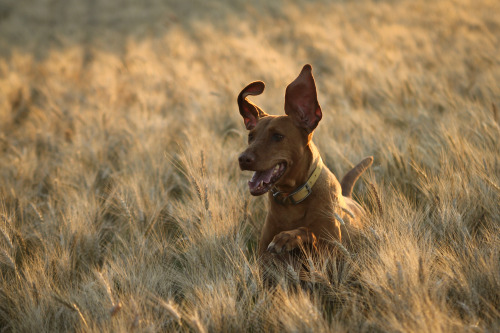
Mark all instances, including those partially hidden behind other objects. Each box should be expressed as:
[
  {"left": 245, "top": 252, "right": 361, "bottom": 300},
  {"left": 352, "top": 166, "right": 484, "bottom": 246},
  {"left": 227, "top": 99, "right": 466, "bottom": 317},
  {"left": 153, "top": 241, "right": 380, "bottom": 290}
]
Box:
[{"left": 272, "top": 188, "right": 282, "bottom": 201}]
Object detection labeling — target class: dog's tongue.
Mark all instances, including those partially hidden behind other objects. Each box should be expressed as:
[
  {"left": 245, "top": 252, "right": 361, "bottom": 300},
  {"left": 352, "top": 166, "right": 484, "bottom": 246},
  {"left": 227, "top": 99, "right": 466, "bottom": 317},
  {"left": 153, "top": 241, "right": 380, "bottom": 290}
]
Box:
[{"left": 248, "top": 167, "right": 274, "bottom": 190}]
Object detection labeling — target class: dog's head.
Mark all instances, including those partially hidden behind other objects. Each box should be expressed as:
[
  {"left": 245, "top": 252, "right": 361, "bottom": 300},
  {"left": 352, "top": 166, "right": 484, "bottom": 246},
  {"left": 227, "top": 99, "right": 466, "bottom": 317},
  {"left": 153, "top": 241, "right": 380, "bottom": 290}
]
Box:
[{"left": 237, "top": 64, "right": 322, "bottom": 196}]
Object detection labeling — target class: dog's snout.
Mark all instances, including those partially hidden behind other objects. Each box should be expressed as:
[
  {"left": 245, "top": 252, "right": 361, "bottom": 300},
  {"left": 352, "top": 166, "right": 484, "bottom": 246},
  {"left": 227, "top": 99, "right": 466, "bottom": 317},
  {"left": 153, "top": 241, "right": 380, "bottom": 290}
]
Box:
[{"left": 238, "top": 152, "right": 255, "bottom": 169}]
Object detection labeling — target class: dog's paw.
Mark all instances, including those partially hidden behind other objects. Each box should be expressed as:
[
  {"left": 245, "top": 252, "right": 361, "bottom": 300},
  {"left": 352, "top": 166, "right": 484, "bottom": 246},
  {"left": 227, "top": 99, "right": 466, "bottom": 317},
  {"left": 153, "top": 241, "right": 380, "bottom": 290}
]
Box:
[{"left": 267, "top": 231, "right": 303, "bottom": 254}]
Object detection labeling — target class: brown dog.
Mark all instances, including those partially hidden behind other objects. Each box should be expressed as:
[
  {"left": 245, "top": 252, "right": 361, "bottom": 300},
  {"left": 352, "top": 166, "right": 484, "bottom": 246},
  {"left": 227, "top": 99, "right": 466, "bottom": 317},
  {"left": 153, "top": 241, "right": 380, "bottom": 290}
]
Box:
[{"left": 238, "top": 64, "right": 373, "bottom": 258}]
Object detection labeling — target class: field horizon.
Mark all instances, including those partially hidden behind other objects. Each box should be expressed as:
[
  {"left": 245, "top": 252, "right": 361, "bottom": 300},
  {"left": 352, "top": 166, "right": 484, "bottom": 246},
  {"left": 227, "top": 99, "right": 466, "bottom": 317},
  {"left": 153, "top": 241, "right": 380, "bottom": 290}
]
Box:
[{"left": 0, "top": 0, "right": 499, "bottom": 332}]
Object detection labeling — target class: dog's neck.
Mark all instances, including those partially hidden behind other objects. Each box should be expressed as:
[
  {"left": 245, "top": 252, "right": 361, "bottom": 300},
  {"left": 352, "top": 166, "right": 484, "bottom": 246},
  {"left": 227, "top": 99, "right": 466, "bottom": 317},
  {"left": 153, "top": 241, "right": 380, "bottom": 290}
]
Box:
[{"left": 273, "top": 141, "right": 321, "bottom": 194}]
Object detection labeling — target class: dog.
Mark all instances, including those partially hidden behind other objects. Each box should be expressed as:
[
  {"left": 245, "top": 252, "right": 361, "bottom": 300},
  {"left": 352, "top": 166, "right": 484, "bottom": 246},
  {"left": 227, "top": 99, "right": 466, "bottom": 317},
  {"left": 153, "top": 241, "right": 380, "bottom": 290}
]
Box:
[{"left": 237, "top": 64, "right": 373, "bottom": 258}]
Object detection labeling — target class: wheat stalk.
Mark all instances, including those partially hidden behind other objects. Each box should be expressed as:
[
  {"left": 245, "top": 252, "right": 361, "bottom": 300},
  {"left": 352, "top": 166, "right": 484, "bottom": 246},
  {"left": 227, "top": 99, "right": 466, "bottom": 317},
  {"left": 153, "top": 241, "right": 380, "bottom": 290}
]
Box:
[
  {"left": 149, "top": 293, "right": 182, "bottom": 324},
  {"left": 0, "top": 227, "right": 13, "bottom": 249},
  {"left": 119, "top": 196, "right": 133, "bottom": 226},
  {"left": 30, "top": 203, "right": 44, "bottom": 223},
  {"left": 341, "top": 207, "right": 355, "bottom": 219},
  {"left": 332, "top": 212, "right": 345, "bottom": 226},
  {"left": 187, "top": 312, "right": 206, "bottom": 333},
  {"left": 493, "top": 103, "right": 498, "bottom": 125},
  {"left": 53, "top": 294, "right": 89, "bottom": 329},
  {"left": 327, "top": 240, "right": 350, "bottom": 257},
  {"left": 0, "top": 250, "right": 16, "bottom": 271},
  {"left": 369, "top": 183, "right": 383, "bottom": 216}
]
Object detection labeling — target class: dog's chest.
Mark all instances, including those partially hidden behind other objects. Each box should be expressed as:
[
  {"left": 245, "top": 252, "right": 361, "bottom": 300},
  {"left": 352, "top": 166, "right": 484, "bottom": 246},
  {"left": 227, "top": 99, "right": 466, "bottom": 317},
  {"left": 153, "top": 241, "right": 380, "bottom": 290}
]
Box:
[{"left": 267, "top": 200, "right": 314, "bottom": 230}]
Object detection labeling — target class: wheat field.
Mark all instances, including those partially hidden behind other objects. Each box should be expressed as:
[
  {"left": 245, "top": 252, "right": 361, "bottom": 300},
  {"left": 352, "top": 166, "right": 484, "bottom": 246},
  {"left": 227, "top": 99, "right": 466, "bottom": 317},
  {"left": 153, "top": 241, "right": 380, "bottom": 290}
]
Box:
[{"left": 0, "top": 0, "right": 499, "bottom": 331}]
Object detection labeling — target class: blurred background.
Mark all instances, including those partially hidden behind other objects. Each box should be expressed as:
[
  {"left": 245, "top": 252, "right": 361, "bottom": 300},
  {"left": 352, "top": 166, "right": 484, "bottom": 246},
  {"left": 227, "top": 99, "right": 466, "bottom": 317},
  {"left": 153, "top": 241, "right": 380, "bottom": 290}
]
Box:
[{"left": 2, "top": 0, "right": 498, "bottom": 175}]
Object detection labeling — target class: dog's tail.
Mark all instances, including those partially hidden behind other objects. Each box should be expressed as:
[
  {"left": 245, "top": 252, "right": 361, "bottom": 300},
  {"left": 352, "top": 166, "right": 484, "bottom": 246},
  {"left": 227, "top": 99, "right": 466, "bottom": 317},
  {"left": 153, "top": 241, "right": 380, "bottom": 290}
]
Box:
[{"left": 340, "top": 156, "right": 373, "bottom": 198}]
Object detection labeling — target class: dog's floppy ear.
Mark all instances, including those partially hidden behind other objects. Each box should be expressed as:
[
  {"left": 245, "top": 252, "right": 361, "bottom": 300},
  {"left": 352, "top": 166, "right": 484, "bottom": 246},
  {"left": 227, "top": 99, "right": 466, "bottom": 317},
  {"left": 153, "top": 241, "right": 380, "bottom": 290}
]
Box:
[
  {"left": 238, "top": 81, "right": 268, "bottom": 130},
  {"left": 284, "top": 64, "right": 322, "bottom": 133}
]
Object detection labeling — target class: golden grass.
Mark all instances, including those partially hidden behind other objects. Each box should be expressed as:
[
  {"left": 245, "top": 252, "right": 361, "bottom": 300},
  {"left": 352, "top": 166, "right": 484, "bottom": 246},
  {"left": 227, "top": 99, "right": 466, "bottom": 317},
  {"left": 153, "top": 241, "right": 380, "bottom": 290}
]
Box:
[{"left": 0, "top": 0, "right": 499, "bottom": 331}]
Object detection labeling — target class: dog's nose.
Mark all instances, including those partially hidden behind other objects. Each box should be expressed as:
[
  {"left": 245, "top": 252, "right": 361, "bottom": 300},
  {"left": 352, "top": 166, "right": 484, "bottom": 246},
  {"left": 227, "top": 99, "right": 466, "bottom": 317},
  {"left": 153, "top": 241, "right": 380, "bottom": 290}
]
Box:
[{"left": 238, "top": 152, "right": 255, "bottom": 169}]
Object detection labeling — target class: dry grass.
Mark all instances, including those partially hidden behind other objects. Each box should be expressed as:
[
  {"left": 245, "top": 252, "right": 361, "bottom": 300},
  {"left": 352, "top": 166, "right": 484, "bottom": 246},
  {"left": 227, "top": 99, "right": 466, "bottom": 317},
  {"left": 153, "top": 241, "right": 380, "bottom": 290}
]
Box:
[{"left": 0, "top": 0, "right": 499, "bottom": 331}]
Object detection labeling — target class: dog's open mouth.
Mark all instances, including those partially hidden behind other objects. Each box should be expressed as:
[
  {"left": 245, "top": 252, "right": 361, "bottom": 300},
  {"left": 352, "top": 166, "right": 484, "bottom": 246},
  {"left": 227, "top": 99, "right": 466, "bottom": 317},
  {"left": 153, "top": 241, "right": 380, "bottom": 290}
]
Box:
[{"left": 248, "top": 162, "right": 286, "bottom": 196}]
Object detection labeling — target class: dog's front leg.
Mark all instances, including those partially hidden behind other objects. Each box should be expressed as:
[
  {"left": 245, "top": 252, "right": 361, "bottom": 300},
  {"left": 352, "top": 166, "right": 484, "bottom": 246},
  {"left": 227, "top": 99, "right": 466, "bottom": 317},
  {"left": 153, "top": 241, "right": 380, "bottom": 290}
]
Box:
[{"left": 266, "top": 227, "right": 318, "bottom": 254}]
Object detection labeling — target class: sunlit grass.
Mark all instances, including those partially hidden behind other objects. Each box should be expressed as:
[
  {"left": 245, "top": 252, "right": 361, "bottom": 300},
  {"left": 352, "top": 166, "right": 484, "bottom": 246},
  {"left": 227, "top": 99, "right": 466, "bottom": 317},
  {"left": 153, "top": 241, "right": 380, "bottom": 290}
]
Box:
[{"left": 0, "top": 0, "right": 499, "bottom": 331}]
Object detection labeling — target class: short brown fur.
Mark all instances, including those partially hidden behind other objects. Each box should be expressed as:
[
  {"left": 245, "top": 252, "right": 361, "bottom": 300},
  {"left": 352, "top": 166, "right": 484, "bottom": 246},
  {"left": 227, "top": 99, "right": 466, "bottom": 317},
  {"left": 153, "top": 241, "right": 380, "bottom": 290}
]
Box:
[{"left": 238, "top": 64, "right": 373, "bottom": 258}]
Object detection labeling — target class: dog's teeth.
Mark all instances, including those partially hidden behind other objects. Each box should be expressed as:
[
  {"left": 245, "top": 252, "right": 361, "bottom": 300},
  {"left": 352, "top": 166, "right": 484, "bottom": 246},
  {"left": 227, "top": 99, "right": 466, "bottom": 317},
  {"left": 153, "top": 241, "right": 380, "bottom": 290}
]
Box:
[{"left": 259, "top": 180, "right": 264, "bottom": 188}]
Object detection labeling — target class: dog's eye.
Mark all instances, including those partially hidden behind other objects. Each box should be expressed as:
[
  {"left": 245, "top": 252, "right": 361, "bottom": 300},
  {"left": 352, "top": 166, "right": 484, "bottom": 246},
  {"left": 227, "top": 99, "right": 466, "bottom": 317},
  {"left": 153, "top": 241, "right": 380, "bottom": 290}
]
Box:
[{"left": 272, "top": 133, "right": 284, "bottom": 142}]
